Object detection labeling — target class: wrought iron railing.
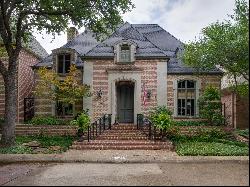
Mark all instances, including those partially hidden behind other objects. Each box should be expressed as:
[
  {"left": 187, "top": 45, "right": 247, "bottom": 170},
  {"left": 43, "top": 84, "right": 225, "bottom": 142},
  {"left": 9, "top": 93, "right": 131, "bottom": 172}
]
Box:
[
  {"left": 137, "top": 114, "right": 157, "bottom": 141},
  {"left": 87, "top": 114, "right": 112, "bottom": 142},
  {"left": 24, "top": 98, "right": 35, "bottom": 122}
]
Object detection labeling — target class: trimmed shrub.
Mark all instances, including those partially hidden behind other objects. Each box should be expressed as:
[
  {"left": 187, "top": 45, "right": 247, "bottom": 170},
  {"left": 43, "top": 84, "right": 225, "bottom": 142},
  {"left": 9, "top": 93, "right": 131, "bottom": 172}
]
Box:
[
  {"left": 198, "top": 85, "right": 224, "bottom": 126},
  {"left": 28, "top": 116, "right": 69, "bottom": 125}
]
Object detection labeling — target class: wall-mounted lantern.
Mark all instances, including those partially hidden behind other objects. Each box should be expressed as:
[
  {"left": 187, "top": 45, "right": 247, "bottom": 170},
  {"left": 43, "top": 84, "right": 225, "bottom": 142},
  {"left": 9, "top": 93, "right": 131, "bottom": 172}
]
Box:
[
  {"left": 97, "top": 89, "right": 103, "bottom": 98},
  {"left": 146, "top": 90, "right": 152, "bottom": 99}
]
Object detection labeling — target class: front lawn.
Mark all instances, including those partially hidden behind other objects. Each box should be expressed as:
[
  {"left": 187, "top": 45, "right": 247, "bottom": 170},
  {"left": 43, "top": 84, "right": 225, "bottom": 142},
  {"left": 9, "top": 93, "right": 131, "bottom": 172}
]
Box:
[
  {"left": 168, "top": 128, "right": 249, "bottom": 156},
  {"left": 0, "top": 135, "right": 76, "bottom": 154}
]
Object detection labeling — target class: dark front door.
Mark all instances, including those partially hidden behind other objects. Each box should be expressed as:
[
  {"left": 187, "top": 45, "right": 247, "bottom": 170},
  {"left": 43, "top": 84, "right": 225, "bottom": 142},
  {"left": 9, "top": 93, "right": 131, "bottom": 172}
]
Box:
[{"left": 117, "top": 83, "right": 134, "bottom": 123}]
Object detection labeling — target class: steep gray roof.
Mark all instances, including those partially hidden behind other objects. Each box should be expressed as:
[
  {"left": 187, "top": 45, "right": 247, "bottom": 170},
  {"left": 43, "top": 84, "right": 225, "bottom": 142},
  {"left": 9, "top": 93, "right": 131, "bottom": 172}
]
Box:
[
  {"left": 86, "top": 22, "right": 166, "bottom": 58},
  {"left": 27, "top": 36, "right": 48, "bottom": 58},
  {"left": 0, "top": 35, "right": 48, "bottom": 59},
  {"left": 35, "top": 22, "right": 223, "bottom": 74},
  {"left": 62, "top": 30, "right": 99, "bottom": 55}
]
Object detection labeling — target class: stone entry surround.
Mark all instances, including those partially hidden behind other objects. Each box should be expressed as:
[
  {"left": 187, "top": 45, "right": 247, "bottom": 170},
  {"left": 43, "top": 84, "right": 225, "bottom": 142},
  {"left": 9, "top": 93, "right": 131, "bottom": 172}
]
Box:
[{"left": 83, "top": 59, "right": 168, "bottom": 124}]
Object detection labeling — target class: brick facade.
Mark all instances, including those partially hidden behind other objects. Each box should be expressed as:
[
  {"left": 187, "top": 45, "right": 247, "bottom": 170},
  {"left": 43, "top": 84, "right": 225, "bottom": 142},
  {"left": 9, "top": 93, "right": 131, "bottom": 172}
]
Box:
[
  {"left": 91, "top": 59, "right": 160, "bottom": 121},
  {"left": 166, "top": 74, "right": 222, "bottom": 115},
  {"left": 34, "top": 48, "right": 83, "bottom": 118},
  {"left": 221, "top": 89, "right": 249, "bottom": 129},
  {"left": 0, "top": 49, "right": 40, "bottom": 122}
]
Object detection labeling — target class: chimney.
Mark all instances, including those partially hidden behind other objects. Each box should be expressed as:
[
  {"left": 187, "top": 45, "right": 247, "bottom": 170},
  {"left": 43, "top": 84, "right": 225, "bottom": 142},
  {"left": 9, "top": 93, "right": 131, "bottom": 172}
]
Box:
[{"left": 67, "top": 27, "right": 78, "bottom": 42}]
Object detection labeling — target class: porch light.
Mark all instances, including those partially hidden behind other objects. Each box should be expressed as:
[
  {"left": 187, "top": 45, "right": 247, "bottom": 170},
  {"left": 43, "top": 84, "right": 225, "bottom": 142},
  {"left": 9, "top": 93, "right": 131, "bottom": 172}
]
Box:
[
  {"left": 146, "top": 90, "right": 152, "bottom": 99},
  {"left": 97, "top": 89, "right": 103, "bottom": 98}
]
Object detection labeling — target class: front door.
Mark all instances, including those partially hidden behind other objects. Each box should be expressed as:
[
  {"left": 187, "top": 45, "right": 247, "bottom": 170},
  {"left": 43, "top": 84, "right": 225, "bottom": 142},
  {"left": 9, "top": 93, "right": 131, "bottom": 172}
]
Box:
[{"left": 117, "top": 83, "right": 134, "bottom": 123}]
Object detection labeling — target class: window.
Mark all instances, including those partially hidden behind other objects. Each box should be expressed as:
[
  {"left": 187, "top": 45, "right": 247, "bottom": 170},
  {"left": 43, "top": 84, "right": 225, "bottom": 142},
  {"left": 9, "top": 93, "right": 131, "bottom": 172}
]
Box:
[
  {"left": 177, "top": 80, "right": 196, "bottom": 117},
  {"left": 56, "top": 101, "right": 73, "bottom": 116},
  {"left": 57, "top": 54, "right": 71, "bottom": 74},
  {"left": 119, "top": 44, "right": 131, "bottom": 63}
]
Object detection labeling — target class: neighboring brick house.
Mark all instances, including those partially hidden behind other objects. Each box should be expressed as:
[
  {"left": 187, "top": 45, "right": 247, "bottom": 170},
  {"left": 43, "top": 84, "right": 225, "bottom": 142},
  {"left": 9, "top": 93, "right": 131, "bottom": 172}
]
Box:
[
  {"left": 33, "top": 22, "right": 223, "bottom": 124},
  {"left": 221, "top": 75, "right": 249, "bottom": 129},
  {"left": 0, "top": 36, "right": 48, "bottom": 122}
]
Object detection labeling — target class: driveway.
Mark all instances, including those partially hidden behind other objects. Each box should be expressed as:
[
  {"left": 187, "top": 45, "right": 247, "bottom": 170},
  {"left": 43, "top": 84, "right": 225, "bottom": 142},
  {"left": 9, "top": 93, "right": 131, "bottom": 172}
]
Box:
[{"left": 1, "top": 162, "right": 249, "bottom": 186}]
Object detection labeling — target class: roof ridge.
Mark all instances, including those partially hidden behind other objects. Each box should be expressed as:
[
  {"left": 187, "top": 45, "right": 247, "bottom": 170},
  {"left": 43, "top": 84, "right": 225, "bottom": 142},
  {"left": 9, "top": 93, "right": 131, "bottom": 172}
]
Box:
[
  {"left": 131, "top": 24, "right": 167, "bottom": 56},
  {"left": 85, "top": 22, "right": 131, "bottom": 56},
  {"left": 156, "top": 25, "right": 184, "bottom": 46}
]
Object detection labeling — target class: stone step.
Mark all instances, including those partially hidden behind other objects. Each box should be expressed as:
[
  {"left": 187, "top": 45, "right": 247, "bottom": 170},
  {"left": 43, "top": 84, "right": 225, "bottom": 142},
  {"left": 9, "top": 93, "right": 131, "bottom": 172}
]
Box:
[
  {"left": 70, "top": 144, "right": 173, "bottom": 150},
  {"left": 111, "top": 126, "right": 137, "bottom": 130},
  {"left": 73, "top": 140, "right": 172, "bottom": 146},
  {"left": 100, "top": 132, "right": 144, "bottom": 136},
  {"left": 95, "top": 136, "right": 149, "bottom": 140}
]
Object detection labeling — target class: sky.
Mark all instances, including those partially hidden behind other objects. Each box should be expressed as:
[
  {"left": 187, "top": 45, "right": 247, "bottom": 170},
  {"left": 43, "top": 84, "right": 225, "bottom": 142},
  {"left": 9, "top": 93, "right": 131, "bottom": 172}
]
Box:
[{"left": 33, "top": 0, "right": 237, "bottom": 55}]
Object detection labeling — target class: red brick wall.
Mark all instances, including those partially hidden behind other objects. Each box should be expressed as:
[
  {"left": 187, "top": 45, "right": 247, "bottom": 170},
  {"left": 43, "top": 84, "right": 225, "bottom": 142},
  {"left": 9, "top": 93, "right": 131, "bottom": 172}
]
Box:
[
  {"left": 0, "top": 49, "right": 40, "bottom": 122},
  {"left": 92, "top": 59, "right": 159, "bottom": 120},
  {"left": 221, "top": 90, "right": 234, "bottom": 128},
  {"left": 236, "top": 95, "right": 249, "bottom": 129},
  {"left": 138, "top": 60, "right": 158, "bottom": 115}
]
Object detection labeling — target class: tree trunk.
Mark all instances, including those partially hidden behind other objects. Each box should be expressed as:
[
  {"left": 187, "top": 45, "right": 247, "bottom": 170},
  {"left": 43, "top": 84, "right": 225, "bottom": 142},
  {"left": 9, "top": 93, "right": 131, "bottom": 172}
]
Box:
[{"left": 0, "top": 70, "right": 17, "bottom": 147}]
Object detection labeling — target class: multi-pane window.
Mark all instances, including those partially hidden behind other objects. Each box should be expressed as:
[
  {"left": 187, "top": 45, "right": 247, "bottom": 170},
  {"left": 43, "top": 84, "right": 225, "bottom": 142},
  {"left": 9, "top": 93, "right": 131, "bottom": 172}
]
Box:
[
  {"left": 177, "top": 80, "right": 196, "bottom": 117},
  {"left": 119, "top": 44, "right": 131, "bottom": 63},
  {"left": 56, "top": 101, "right": 73, "bottom": 116},
  {"left": 57, "top": 54, "right": 71, "bottom": 74}
]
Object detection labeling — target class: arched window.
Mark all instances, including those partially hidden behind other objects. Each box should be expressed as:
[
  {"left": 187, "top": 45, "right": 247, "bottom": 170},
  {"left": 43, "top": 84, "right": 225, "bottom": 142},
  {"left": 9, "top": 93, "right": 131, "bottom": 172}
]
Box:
[
  {"left": 177, "top": 80, "right": 196, "bottom": 116},
  {"left": 119, "top": 44, "right": 131, "bottom": 63}
]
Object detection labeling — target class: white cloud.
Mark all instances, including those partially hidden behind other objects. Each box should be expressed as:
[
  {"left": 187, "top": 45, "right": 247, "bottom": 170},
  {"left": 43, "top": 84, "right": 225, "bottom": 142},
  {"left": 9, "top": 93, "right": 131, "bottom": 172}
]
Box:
[{"left": 34, "top": 0, "right": 239, "bottom": 54}]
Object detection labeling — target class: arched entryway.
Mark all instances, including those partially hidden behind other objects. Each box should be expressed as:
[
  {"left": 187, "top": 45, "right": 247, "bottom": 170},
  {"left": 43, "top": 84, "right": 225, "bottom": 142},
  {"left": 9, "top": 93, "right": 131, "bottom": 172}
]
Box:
[{"left": 116, "top": 81, "right": 134, "bottom": 123}]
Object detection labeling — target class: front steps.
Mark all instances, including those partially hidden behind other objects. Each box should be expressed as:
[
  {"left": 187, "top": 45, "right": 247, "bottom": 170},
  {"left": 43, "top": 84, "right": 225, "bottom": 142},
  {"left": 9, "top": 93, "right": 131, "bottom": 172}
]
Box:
[{"left": 71, "top": 123, "right": 173, "bottom": 150}]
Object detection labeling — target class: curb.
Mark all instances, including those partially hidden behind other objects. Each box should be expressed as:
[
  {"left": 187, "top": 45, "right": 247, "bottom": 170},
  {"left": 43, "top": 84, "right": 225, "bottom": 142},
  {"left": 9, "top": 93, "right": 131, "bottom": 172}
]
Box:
[{"left": 0, "top": 154, "right": 249, "bottom": 164}]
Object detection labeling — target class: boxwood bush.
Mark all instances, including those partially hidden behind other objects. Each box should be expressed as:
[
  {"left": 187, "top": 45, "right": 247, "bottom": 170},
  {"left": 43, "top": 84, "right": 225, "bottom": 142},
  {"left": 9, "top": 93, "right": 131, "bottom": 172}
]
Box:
[{"left": 27, "top": 116, "right": 70, "bottom": 125}]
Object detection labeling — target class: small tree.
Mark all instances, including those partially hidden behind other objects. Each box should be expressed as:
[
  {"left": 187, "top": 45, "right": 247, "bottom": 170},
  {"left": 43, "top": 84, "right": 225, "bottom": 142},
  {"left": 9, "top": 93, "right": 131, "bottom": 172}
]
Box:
[
  {"left": 198, "top": 85, "right": 224, "bottom": 126},
  {"left": 34, "top": 64, "right": 91, "bottom": 115}
]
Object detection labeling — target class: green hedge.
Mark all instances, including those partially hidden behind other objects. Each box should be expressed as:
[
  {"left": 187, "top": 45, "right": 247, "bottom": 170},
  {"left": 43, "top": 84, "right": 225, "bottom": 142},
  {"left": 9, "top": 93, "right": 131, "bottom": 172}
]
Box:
[
  {"left": 174, "top": 120, "right": 208, "bottom": 126},
  {"left": 26, "top": 116, "right": 71, "bottom": 125}
]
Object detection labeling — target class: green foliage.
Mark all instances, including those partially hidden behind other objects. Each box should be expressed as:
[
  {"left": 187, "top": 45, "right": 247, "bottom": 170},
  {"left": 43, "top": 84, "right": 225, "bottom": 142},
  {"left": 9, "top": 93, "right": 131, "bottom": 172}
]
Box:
[
  {"left": 174, "top": 120, "right": 208, "bottom": 126},
  {"left": 149, "top": 106, "right": 173, "bottom": 116},
  {"left": 198, "top": 85, "right": 224, "bottom": 126},
  {"left": 0, "top": 135, "right": 76, "bottom": 154},
  {"left": 28, "top": 116, "right": 69, "bottom": 125},
  {"left": 169, "top": 127, "right": 248, "bottom": 156},
  {"left": 176, "top": 142, "right": 249, "bottom": 156},
  {"left": 70, "top": 110, "right": 90, "bottom": 132},
  {"left": 181, "top": 0, "right": 249, "bottom": 94},
  {"left": 236, "top": 129, "right": 249, "bottom": 138},
  {"left": 149, "top": 106, "right": 174, "bottom": 131}
]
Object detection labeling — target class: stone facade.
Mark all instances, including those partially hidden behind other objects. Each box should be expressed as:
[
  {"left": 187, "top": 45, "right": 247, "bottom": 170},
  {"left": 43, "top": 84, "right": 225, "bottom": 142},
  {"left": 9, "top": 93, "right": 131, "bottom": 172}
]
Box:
[{"left": 0, "top": 49, "right": 40, "bottom": 122}]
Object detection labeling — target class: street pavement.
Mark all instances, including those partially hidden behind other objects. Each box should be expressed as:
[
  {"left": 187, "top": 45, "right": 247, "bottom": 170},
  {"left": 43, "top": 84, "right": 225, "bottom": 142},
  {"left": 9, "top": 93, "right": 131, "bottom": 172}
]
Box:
[{"left": 1, "top": 162, "right": 249, "bottom": 186}]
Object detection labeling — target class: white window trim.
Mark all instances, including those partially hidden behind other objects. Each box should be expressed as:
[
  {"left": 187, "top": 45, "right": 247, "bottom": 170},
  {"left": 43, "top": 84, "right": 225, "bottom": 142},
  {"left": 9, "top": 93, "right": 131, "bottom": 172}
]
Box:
[{"left": 173, "top": 79, "right": 201, "bottom": 118}]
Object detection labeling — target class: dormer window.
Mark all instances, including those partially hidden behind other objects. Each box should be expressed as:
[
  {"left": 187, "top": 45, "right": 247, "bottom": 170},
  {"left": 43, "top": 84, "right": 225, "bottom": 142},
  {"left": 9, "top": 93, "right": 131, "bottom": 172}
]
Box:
[
  {"left": 120, "top": 44, "right": 131, "bottom": 63},
  {"left": 57, "top": 54, "right": 71, "bottom": 74}
]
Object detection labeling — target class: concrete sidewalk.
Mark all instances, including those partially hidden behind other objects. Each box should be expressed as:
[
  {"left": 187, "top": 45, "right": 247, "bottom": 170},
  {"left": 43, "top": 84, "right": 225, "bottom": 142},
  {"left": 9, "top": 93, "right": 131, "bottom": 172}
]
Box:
[{"left": 0, "top": 150, "right": 249, "bottom": 164}]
